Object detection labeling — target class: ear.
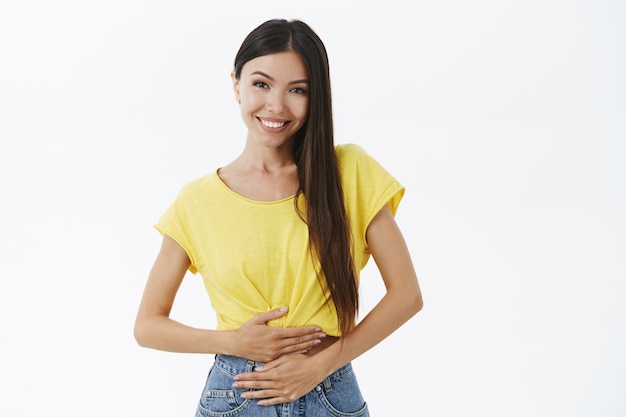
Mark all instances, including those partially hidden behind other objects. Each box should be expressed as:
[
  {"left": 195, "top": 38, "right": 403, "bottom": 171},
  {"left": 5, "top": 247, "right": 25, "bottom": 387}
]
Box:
[{"left": 231, "top": 71, "right": 240, "bottom": 103}]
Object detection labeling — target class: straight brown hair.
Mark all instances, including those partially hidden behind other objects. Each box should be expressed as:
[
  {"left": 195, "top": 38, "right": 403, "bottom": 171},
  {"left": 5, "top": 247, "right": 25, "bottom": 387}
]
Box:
[{"left": 233, "top": 19, "right": 358, "bottom": 336}]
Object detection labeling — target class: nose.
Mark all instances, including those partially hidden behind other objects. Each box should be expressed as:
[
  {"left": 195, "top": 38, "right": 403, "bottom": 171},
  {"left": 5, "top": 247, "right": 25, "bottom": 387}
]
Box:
[{"left": 266, "top": 90, "right": 286, "bottom": 114}]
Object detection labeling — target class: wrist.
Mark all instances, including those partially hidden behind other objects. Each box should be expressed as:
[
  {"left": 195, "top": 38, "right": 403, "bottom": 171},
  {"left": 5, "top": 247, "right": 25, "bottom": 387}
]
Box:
[
  {"left": 310, "top": 343, "right": 342, "bottom": 378},
  {"left": 220, "top": 329, "right": 239, "bottom": 356}
]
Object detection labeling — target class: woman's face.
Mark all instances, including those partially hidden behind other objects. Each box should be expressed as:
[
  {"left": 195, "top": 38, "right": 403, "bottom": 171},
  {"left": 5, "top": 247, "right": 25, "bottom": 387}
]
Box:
[{"left": 232, "top": 51, "right": 309, "bottom": 150}]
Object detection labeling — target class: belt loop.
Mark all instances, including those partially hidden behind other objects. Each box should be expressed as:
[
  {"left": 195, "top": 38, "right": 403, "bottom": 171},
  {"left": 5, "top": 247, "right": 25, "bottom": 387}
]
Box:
[
  {"left": 246, "top": 359, "right": 255, "bottom": 372},
  {"left": 323, "top": 376, "right": 332, "bottom": 392}
]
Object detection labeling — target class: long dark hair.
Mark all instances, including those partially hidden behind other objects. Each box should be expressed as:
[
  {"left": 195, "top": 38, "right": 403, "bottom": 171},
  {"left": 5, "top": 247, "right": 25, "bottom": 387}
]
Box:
[{"left": 233, "top": 19, "right": 358, "bottom": 336}]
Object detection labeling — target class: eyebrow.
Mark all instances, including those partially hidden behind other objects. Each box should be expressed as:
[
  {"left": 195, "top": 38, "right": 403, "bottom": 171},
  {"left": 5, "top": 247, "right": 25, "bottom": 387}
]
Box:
[{"left": 251, "top": 71, "right": 309, "bottom": 85}]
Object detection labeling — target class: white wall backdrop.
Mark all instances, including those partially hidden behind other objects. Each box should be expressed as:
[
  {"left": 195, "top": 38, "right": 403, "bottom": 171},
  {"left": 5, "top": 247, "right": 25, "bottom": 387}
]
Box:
[{"left": 1, "top": 1, "right": 624, "bottom": 416}]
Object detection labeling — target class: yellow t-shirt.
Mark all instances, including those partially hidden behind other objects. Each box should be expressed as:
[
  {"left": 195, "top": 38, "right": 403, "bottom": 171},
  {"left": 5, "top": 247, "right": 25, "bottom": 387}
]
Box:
[{"left": 155, "top": 143, "right": 404, "bottom": 336}]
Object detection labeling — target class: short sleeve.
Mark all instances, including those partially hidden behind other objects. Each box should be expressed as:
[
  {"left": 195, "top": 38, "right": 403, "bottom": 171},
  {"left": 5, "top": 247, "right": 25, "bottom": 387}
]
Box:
[
  {"left": 154, "top": 185, "right": 199, "bottom": 274},
  {"left": 336, "top": 143, "right": 405, "bottom": 251}
]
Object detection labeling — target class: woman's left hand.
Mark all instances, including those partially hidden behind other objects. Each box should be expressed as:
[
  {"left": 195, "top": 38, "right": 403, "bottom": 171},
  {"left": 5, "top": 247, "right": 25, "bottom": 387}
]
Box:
[{"left": 232, "top": 353, "right": 326, "bottom": 406}]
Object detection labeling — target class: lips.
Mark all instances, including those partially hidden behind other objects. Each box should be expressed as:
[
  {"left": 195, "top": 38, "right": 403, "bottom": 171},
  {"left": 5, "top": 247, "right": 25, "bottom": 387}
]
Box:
[{"left": 259, "top": 118, "right": 288, "bottom": 129}]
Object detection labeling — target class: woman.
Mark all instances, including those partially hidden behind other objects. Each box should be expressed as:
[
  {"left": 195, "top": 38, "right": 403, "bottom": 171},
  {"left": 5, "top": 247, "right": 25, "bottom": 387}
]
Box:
[{"left": 134, "top": 18, "right": 423, "bottom": 416}]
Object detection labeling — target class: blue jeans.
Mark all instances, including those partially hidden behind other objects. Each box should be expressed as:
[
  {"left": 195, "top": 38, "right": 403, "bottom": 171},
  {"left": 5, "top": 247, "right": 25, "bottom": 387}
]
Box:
[{"left": 195, "top": 354, "right": 369, "bottom": 417}]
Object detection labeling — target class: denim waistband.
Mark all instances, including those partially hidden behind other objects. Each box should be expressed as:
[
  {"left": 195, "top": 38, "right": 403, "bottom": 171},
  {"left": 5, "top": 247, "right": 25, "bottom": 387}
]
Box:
[
  {"left": 213, "top": 354, "right": 262, "bottom": 375},
  {"left": 213, "top": 354, "right": 354, "bottom": 388}
]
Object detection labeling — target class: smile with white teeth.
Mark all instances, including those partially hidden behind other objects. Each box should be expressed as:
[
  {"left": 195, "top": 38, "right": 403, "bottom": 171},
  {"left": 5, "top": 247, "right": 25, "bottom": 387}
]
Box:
[{"left": 261, "top": 119, "right": 286, "bottom": 128}]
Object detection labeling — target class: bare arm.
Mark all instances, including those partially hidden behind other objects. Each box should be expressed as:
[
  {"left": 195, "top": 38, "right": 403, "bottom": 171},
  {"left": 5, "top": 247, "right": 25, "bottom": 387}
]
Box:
[
  {"left": 316, "top": 203, "right": 423, "bottom": 366},
  {"left": 233, "top": 204, "right": 423, "bottom": 404},
  {"left": 133, "top": 234, "right": 326, "bottom": 361},
  {"left": 324, "top": 203, "right": 423, "bottom": 363}
]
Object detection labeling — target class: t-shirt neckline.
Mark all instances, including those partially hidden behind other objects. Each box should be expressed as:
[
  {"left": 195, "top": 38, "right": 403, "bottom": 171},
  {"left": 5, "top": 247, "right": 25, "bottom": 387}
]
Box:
[{"left": 213, "top": 169, "right": 296, "bottom": 205}]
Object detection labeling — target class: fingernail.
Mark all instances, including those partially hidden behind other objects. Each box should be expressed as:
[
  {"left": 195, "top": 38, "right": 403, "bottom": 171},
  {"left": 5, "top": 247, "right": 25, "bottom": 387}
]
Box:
[
  {"left": 313, "top": 339, "right": 321, "bottom": 344},
  {"left": 279, "top": 307, "right": 288, "bottom": 312}
]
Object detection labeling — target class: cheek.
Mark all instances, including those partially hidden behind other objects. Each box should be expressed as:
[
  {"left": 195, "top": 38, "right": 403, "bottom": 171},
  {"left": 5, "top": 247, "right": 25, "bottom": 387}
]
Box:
[
  {"left": 292, "top": 99, "right": 309, "bottom": 121},
  {"left": 240, "top": 93, "right": 263, "bottom": 114}
]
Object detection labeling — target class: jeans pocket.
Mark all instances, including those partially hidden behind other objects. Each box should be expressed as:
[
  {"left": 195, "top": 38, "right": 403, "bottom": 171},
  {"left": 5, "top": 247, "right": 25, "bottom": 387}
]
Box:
[
  {"left": 314, "top": 368, "right": 369, "bottom": 416},
  {"left": 196, "top": 365, "right": 252, "bottom": 416}
]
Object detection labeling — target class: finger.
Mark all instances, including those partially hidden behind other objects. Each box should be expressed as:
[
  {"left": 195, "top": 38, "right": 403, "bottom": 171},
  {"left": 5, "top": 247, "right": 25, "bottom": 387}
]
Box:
[
  {"left": 240, "top": 388, "right": 282, "bottom": 401},
  {"left": 277, "top": 337, "right": 323, "bottom": 356},
  {"left": 238, "top": 386, "right": 295, "bottom": 405},
  {"left": 233, "top": 368, "right": 269, "bottom": 382},
  {"left": 279, "top": 334, "right": 325, "bottom": 356},
  {"left": 253, "top": 356, "right": 285, "bottom": 372},
  {"left": 277, "top": 325, "right": 324, "bottom": 339},
  {"left": 249, "top": 307, "right": 289, "bottom": 324},
  {"left": 233, "top": 380, "right": 282, "bottom": 396},
  {"left": 233, "top": 379, "right": 267, "bottom": 389},
  {"left": 258, "top": 397, "right": 288, "bottom": 406},
  {"left": 233, "top": 371, "right": 263, "bottom": 382}
]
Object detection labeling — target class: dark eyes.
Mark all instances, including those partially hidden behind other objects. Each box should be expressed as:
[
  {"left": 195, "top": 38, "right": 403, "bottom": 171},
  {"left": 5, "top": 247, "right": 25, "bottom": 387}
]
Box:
[
  {"left": 290, "top": 87, "right": 307, "bottom": 95},
  {"left": 252, "top": 81, "right": 307, "bottom": 95}
]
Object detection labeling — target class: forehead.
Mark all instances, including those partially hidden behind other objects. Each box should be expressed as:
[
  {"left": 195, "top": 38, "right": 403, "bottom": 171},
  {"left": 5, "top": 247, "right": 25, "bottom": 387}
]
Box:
[{"left": 241, "top": 51, "right": 308, "bottom": 80}]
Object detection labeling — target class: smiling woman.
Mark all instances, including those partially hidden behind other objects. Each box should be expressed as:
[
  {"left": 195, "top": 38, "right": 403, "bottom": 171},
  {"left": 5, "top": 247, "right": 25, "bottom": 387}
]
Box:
[
  {"left": 232, "top": 51, "right": 310, "bottom": 153},
  {"left": 133, "top": 18, "right": 422, "bottom": 416}
]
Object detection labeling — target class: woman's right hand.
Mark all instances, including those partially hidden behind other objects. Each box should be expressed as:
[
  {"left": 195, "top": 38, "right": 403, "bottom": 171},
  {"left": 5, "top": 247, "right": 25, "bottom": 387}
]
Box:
[{"left": 232, "top": 308, "right": 326, "bottom": 362}]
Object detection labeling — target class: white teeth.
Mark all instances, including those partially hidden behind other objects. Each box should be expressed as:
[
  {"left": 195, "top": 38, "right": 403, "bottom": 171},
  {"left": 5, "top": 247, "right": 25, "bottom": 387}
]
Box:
[{"left": 261, "top": 119, "right": 286, "bottom": 128}]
